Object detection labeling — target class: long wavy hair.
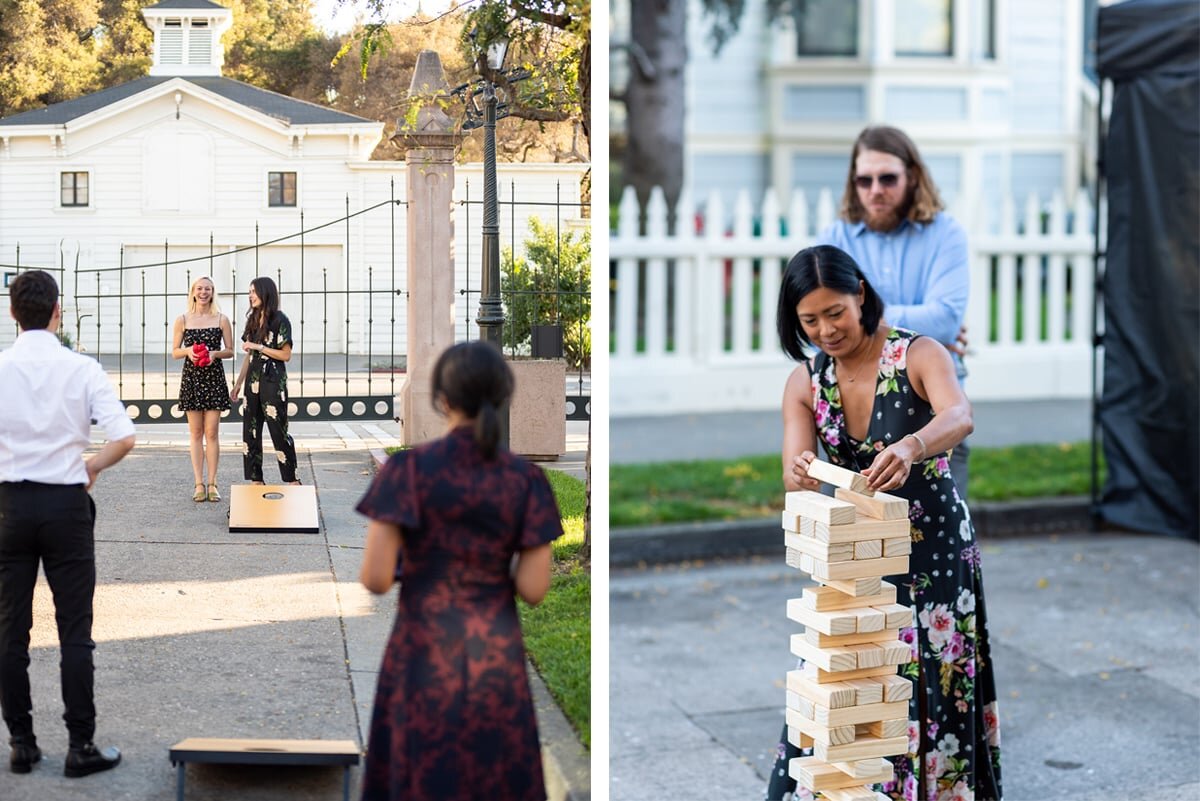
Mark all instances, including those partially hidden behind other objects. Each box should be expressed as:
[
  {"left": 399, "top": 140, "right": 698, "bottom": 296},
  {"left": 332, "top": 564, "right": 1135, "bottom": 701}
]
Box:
[
  {"left": 431, "top": 341, "right": 514, "bottom": 460},
  {"left": 244, "top": 276, "right": 279, "bottom": 343},
  {"left": 839, "top": 126, "right": 944, "bottom": 225},
  {"left": 186, "top": 276, "right": 222, "bottom": 318}
]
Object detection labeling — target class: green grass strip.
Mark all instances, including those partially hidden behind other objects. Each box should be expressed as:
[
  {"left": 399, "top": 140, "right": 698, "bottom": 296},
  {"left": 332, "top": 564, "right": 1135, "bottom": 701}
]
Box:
[
  {"left": 611, "top": 441, "right": 1104, "bottom": 528},
  {"left": 520, "top": 567, "right": 591, "bottom": 748}
]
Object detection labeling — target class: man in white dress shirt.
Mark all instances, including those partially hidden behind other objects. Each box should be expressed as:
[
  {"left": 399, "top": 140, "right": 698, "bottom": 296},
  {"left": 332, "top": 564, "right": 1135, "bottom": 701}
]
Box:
[{"left": 0, "top": 270, "right": 135, "bottom": 777}]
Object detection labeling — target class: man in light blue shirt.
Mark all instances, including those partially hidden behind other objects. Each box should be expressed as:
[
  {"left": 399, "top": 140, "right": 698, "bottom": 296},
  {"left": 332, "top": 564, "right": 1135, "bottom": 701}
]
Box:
[{"left": 820, "top": 125, "right": 971, "bottom": 494}]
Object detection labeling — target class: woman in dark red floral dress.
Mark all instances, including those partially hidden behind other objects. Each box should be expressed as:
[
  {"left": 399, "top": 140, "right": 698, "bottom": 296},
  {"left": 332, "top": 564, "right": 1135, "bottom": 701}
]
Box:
[{"left": 356, "top": 341, "right": 563, "bottom": 801}]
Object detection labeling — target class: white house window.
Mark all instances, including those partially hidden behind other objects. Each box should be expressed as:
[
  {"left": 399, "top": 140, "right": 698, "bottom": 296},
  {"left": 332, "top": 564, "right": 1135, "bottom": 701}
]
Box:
[
  {"left": 971, "top": 0, "right": 996, "bottom": 60},
  {"left": 268, "top": 172, "right": 297, "bottom": 207},
  {"left": 61, "top": 172, "right": 89, "bottom": 207},
  {"left": 895, "top": 0, "right": 953, "bottom": 57},
  {"left": 793, "top": 0, "right": 858, "bottom": 56}
]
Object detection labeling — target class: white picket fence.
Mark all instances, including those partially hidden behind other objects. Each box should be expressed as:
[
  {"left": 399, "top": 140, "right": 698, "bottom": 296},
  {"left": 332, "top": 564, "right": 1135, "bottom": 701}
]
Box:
[{"left": 610, "top": 185, "right": 1099, "bottom": 416}]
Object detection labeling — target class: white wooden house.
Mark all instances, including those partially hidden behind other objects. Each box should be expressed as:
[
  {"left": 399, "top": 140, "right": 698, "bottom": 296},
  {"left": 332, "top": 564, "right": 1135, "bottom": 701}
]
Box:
[{"left": 0, "top": 0, "right": 588, "bottom": 357}]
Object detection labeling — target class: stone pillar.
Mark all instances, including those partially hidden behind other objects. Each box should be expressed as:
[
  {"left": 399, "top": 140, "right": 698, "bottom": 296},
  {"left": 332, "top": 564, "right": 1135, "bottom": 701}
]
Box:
[{"left": 391, "top": 51, "right": 461, "bottom": 446}]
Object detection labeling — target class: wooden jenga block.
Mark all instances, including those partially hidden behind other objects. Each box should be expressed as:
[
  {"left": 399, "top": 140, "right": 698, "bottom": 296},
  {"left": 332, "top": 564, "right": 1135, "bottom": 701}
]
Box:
[
  {"left": 804, "top": 628, "right": 896, "bottom": 648},
  {"left": 782, "top": 512, "right": 909, "bottom": 543},
  {"left": 807, "top": 554, "right": 909, "bottom": 581},
  {"left": 787, "top": 599, "right": 858, "bottom": 635},
  {"left": 801, "top": 662, "right": 898, "bottom": 684},
  {"left": 851, "top": 643, "right": 889, "bottom": 669},
  {"left": 800, "top": 582, "right": 898, "bottom": 612},
  {"left": 878, "top": 674, "right": 914, "bottom": 703},
  {"left": 814, "top": 733, "right": 909, "bottom": 763},
  {"left": 850, "top": 607, "right": 885, "bottom": 632},
  {"left": 789, "top": 756, "right": 893, "bottom": 792},
  {"left": 790, "top": 635, "right": 858, "bottom": 672},
  {"left": 823, "top": 576, "right": 884, "bottom": 596},
  {"left": 786, "top": 709, "right": 856, "bottom": 745},
  {"left": 786, "top": 727, "right": 813, "bottom": 749},
  {"left": 786, "top": 690, "right": 814, "bottom": 719},
  {"left": 821, "top": 786, "right": 890, "bottom": 801},
  {"left": 784, "top": 532, "right": 855, "bottom": 562},
  {"left": 784, "top": 548, "right": 804, "bottom": 570},
  {"left": 787, "top": 670, "right": 857, "bottom": 709},
  {"left": 882, "top": 537, "right": 912, "bottom": 557},
  {"left": 784, "top": 490, "right": 858, "bottom": 525},
  {"left": 811, "top": 700, "right": 908, "bottom": 727},
  {"left": 843, "top": 678, "right": 884, "bottom": 705},
  {"left": 831, "top": 758, "right": 887, "bottom": 779},
  {"left": 853, "top": 539, "right": 883, "bottom": 560},
  {"left": 834, "top": 488, "right": 908, "bottom": 520},
  {"left": 852, "top": 640, "right": 912, "bottom": 669},
  {"left": 865, "top": 718, "right": 908, "bottom": 739},
  {"left": 804, "top": 459, "right": 874, "bottom": 496},
  {"left": 874, "top": 603, "right": 914, "bottom": 630}
]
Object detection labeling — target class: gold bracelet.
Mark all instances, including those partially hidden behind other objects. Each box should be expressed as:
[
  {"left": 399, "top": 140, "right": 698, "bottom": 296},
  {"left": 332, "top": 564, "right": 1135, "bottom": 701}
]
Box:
[{"left": 905, "top": 432, "right": 927, "bottom": 461}]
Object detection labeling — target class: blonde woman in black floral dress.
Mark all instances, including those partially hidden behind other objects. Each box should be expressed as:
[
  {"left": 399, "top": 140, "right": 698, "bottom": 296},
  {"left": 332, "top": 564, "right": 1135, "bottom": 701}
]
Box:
[
  {"left": 766, "top": 245, "right": 1002, "bottom": 801},
  {"left": 171, "top": 276, "right": 233, "bottom": 502}
]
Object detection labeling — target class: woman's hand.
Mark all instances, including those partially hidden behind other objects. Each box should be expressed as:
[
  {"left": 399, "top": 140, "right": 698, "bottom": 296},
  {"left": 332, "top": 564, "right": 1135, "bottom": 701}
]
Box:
[
  {"left": 786, "top": 450, "right": 821, "bottom": 492},
  {"left": 230, "top": 386, "right": 240, "bottom": 403},
  {"left": 241, "top": 341, "right": 261, "bottom": 354},
  {"left": 862, "top": 436, "right": 924, "bottom": 492}
]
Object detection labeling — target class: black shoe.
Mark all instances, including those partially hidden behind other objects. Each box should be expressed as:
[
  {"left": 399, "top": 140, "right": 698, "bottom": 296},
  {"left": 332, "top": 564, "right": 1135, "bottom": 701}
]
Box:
[
  {"left": 10, "top": 742, "right": 41, "bottom": 774},
  {"left": 64, "top": 742, "right": 120, "bottom": 778}
]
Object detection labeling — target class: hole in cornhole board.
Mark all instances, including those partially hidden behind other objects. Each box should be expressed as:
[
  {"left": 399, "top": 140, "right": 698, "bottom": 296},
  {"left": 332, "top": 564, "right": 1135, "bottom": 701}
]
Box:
[
  {"left": 228, "top": 485, "right": 319, "bottom": 534},
  {"left": 169, "top": 738, "right": 360, "bottom": 801}
]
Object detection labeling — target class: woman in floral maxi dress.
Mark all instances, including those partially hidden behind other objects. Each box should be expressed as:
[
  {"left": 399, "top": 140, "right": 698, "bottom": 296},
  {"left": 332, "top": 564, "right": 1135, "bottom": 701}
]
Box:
[{"left": 766, "top": 245, "right": 1002, "bottom": 801}]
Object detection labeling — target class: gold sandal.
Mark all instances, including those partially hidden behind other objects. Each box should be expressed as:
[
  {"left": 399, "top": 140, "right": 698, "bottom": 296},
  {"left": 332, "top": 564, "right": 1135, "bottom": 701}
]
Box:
[
  {"left": 192, "top": 483, "right": 206, "bottom": 502},
  {"left": 207, "top": 484, "right": 221, "bottom": 502}
]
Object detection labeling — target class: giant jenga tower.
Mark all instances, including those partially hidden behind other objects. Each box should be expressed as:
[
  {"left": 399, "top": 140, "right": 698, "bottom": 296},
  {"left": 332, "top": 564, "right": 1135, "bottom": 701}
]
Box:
[{"left": 782, "top": 460, "right": 915, "bottom": 801}]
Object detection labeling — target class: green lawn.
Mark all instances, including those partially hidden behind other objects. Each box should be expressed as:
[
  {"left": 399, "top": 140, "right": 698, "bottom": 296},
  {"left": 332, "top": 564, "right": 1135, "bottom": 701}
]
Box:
[
  {"left": 611, "top": 441, "right": 1104, "bottom": 528},
  {"left": 522, "top": 469, "right": 590, "bottom": 748}
]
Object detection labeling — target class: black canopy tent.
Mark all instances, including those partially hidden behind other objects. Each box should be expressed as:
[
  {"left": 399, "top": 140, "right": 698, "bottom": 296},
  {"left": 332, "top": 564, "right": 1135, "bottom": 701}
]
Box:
[{"left": 1095, "top": 0, "right": 1200, "bottom": 540}]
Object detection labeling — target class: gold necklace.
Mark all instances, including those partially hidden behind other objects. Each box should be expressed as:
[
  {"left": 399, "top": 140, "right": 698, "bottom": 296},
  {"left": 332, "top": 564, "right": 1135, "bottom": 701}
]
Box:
[{"left": 837, "top": 332, "right": 880, "bottom": 383}]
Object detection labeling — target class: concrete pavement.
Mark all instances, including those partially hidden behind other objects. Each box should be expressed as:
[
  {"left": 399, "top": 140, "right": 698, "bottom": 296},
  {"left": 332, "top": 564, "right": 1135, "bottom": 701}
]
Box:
[
  {"left": 0, "top": 419, "right": 589, "bottom": 800},
  {"left": 610, "top": 533, "right": 1200, "bottom": 801}
]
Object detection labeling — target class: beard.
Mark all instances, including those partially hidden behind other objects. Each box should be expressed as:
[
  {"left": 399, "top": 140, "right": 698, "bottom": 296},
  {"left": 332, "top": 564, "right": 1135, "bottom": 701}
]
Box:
[{"left": 864, "top": 194, "right": 913, "bottom": 233}]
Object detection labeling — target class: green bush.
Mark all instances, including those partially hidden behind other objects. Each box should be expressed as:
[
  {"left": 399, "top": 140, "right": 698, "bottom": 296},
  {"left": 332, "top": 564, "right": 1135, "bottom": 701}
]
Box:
[{"left": 502, "top": 217, "right": 591, "bottom": 370}]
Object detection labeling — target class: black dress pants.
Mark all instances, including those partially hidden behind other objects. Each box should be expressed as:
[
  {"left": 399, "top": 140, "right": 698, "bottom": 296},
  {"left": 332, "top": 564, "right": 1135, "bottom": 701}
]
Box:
[{"left": 0, "top": 482, "right": 96, "bottom": 747}]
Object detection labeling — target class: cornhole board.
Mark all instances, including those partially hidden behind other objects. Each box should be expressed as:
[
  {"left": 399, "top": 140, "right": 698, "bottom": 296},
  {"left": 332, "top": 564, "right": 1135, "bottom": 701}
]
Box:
[
  {"left": 168, "top": 737, "right": 360, "bottom": 801},
  {"left": 228, "top": 484, "right": 319, "bottom": 534}
]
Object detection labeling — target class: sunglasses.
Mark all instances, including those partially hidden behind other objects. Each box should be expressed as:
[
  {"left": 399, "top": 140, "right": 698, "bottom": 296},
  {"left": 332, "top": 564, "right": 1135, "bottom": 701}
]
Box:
[{"left": 854, "top": 173, "right": 901, "bottom": 190}]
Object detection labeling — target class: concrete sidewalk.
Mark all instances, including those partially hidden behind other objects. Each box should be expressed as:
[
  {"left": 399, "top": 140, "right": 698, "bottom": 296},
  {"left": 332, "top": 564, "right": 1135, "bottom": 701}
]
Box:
[
  {"left": 0, "top": 420, "right": 589, "bottom": 800},
  {"left": 611, "top": 533, "right": 1200, "bottom": 801}
]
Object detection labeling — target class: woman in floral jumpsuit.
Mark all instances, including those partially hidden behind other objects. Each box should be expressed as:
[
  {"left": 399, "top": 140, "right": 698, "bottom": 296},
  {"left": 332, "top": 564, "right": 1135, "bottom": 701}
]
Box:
[
  {"left": 230, "top": 276, "right": 298, "bottom": 484},
  {"left": 767, "top": 245, "right": 1002, "bottom": 801}
]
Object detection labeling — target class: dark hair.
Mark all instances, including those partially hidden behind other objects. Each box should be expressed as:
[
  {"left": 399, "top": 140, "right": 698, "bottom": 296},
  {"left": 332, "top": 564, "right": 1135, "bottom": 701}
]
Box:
[
  {"left": 9, "top": 270, "right": 59, "bottom": 330},
  {"left": 776, "top": 245, "right": 885, "bottom": 362},
  {"left": 840, "top": 125, "right": 944, "bottom": 225},
  {"left": 245, "top": 276, "right": 280, "bottom": 343},
  {"left": 431, "top": 341, "right": 515, "bottom": 459}
]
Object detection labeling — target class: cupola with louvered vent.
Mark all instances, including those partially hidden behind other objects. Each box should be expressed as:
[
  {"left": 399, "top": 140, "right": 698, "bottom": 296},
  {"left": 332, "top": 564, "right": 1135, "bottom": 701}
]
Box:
[{"left": 143, "top": 0, "right": 233, "bottom": 77}]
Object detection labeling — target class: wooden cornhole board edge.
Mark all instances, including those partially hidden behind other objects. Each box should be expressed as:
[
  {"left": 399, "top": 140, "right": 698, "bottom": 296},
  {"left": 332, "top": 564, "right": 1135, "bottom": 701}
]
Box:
[
  {"left": 228, "top": 485, "right": 320, "bottom": 534},
  {"left": 168, "top": 737, "right": 361, "bottom": 767}
]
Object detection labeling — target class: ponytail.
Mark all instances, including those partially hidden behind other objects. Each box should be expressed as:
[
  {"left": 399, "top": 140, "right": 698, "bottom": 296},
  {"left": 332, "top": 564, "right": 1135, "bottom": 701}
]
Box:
[{"left": 475, "top": 399, "right": 501, "bottom": 459}]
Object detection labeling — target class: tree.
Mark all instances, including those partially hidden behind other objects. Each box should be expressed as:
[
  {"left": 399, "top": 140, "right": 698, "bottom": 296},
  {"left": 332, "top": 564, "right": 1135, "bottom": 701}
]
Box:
[
  {"left": 614, "top": 0, "right": 773, "bottom": 216},
  {"left": 0, "top": 0, "right": 104, "bottom": 115},
  {"left": 501, "top": 216, "right": 591, "bottom": 370}
]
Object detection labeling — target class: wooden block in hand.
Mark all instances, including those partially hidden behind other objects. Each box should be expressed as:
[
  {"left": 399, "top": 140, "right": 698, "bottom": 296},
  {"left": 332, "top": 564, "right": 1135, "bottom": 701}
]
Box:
[
  {"left": 814, "top": 733, "right": 910, "bottom": 763},
  {"left": 865, "top": 717, "right": 908, "bottom": 739},
  {"left": 835, "top": 487, "right": 908, "bottom": 520},
  {"left": 883, "top": 537, "right": 912, "bottom": 557},
  {"left": 786, "top": 709, "right": 857, "bottom": 745},
  {"left": 804, "top": 459, "right": 874, "bottom": 496},
  {"left": 854, "top": 539, "right": 883, "bottom": 560},
  {"left": 800, "top": 582, "right": 898, "bottom": 612},
  {"left": 823, "top": 576, "right": 885, "bottom": 597},
  {"left": 785, "top": 532, "right": 855, "bottom": 562},
  {"left": 789, "top": 756, "right": 893, "bottom": 792},
  {"left": 787, "top": 599, "right": 859, "bottom": 635},
  {"left": 784, "top": 490, "right": 858, "bottom": 525},
  {"left": 782, "top": 511, "right": 909, "bottom": 543},
  {"left": 879, "top": 674, "right": 914, "bottom": 703}
]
